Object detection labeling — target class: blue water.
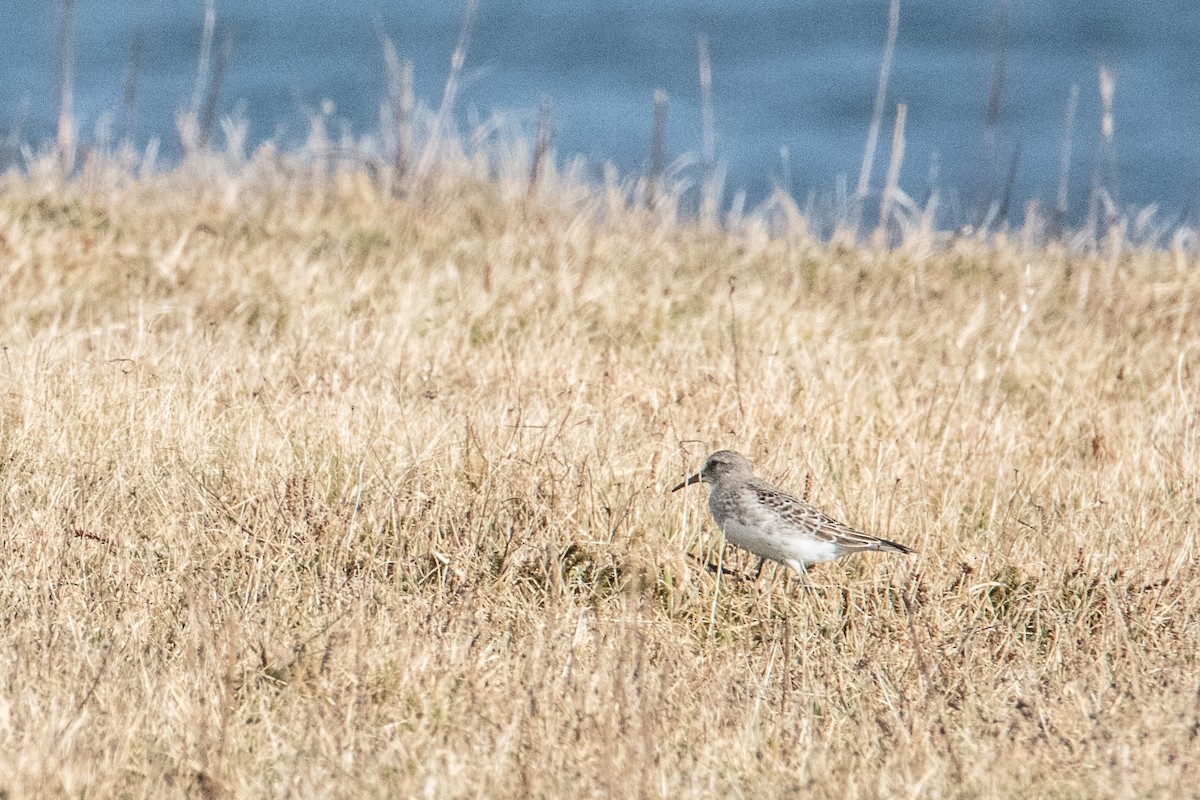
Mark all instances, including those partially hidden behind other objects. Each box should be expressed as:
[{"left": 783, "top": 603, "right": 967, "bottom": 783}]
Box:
[{"left": 2, "top": 1, "right": 1197, "bottom": 224}]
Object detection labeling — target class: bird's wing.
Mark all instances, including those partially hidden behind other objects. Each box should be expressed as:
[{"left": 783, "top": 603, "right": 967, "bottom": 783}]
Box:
[{"left": 750, "top": 481, "right": 903, "bottom": 553}]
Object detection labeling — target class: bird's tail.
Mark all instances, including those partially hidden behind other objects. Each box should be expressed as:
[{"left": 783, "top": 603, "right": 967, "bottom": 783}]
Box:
[{"left": 872, "top": 537, "right": 914, "bottom": 555}]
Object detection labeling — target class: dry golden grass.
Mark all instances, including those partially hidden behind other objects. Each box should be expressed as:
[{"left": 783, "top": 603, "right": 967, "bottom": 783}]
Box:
[{"left": 0, "top": 159, "right": 1197, "bottom": 798}]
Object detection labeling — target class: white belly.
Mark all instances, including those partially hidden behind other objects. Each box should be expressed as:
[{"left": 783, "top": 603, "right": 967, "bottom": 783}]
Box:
[{"left": 715, "top": 516, "right": 839, "bottom": 567}]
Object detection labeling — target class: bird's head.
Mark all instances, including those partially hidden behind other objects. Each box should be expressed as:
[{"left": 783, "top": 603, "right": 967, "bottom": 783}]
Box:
[{"left": 671, "top": 449, "right": 754, "bottom": 491}]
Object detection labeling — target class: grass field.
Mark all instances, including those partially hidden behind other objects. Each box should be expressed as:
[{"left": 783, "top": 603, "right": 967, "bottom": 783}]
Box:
[{"left": 0, "top": 151, "right": 1197, "bottom": 798}]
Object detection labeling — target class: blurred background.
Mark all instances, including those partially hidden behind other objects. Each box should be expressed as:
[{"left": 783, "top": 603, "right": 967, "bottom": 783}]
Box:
[{"left": 1, "top": 0, "right": 1197, "bottom": 226}]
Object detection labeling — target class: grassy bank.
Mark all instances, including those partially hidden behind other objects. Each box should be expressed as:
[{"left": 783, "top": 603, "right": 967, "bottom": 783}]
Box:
[{"left": 0, "top": 156, "right": 1197, "bottom": 798}]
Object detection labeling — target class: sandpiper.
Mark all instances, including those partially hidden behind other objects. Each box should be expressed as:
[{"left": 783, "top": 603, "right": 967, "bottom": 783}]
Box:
[{"left": 672, "top": 449, "right": 913, "bottom": 578}]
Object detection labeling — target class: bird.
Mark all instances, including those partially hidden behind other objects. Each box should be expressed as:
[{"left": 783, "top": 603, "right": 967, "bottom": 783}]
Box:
[{"left": 671, "top": 449, "right": 913, "bottom": 579}]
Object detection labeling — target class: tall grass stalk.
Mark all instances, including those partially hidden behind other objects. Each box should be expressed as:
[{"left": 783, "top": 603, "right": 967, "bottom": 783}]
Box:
[
  {"left": 56, "top": 0, "right": 76, "bottom": 170},
  {"left": 878, "top": 102, "right": 907, "bottom": 237},
  {"left": 411, "top": 0, "right": 479, "bottom": 185},
  {"left": 853, "top": 0, "right": 901, "bottom": 234},
  {"left": 648, "top": 88, "right": 668, "bottom": 211},
  {"left": 698, "top": 34, "right": 719, "bottom": 229},
  {"left": 1054, "top": 84, "right": 1080, "bottom": 231}
]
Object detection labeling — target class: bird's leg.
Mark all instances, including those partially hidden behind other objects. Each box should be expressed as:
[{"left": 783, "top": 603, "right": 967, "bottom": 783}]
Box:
[
  {"left": 797, "top": 565, "right": 814, "bottom": 588},
  {"left": 787, "top": 563, "right": 817, "bottom": 598},
  {"left": 688, "top": 551, "right": 743, "bottom": 579},
  {"left": 745, "top": 557, "right": 766, "bottom": 582},
  {"left": 691, "top": 554, "right": 744, "bottom": 578}
]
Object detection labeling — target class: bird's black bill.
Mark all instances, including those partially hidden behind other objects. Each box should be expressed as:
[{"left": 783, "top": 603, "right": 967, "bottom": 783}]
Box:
[{"left": 671, "top": 473, "right": 701, "bottom": 492}]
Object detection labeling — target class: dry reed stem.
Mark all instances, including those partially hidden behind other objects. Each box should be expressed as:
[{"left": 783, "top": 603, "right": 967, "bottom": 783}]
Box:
[
  {"left": 878, "top": 102, "right": 907, "bottom": 238},
  {"left": 698, "top": 34, "right": 718, "bottom": 230},
  {"left": 1054, "top": 84, "right": 1080, "bottom": 226},
  {"left": 853, "top": 0, "right": 901, "bottom": 233},
  {"left": 647, "top": 88, "right": 668, "bottom": 212},
  {"left": 55, "top": 0, "right": 76, "bottom": 170}
]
